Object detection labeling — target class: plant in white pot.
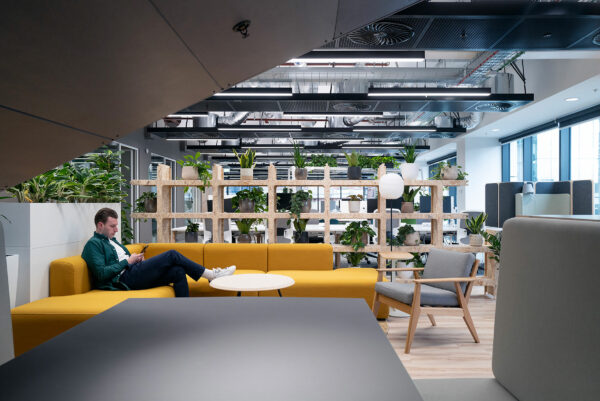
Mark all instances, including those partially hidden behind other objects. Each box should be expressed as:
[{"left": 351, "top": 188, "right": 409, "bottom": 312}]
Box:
[
  {"left": 292, "top": 141, "right": 308, "bottom": 180},
  {"left": 396, "top": 252, "right": 425, "bottom": 279},
  {"left": 347, "top": 194, "right": 363, "bottom": 213},
  {"left": 431, "top": 161, "right": 468, "bottom": 181},
  {"left": 396, "top": 224, "right": 420, "bottom": 246},
  {"left": 177, "top": 152, "right": 212, "bottom": 190},
  {"left": 465, "top": 213, "right": 487, "bottom": 246},
  {"left": 233, "top": 148, "right": 256, "bottom": 180},
  {"left": 399, "top": 145, "right": 419, "bottom": 180}
]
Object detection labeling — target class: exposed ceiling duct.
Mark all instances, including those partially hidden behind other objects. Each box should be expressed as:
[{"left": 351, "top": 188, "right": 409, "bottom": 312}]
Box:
[
  {"left": 458, "top": 112, "right": 483, "bottom": 130},
  {"left": 218, "top": 112, "right": 250, "bottom": 125}
]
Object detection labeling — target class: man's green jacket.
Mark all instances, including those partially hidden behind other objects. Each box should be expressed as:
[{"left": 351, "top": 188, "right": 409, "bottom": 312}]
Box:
[{"left": 81, "top": 232, "right": 131, "bottom": 291}]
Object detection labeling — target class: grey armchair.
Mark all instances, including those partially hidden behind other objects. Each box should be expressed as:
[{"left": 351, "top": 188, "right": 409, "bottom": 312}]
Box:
[{"left": 372, "top": 248, "right": 479, "bottom": 353}]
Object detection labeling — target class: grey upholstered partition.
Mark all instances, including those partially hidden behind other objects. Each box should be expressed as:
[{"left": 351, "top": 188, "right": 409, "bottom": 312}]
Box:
[
  {"left": 415, "top": 216, "right": 600, "bottom": 400},
  {"left": 486, "top": 180, "right": 594, "bottom": 227}
]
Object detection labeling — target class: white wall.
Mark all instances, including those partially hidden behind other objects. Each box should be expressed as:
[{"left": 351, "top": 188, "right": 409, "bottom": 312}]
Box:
[
  {"left": 456, "top": 137, "right": 502, "bottom": 211},
  {"left": 0, "top": 203, "right": 120, "bottom": 305}
]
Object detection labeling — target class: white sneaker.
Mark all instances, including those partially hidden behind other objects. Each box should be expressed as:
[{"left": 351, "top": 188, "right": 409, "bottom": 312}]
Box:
[{"left": 210, "top": 265, "right": 236, "bottom": 281}]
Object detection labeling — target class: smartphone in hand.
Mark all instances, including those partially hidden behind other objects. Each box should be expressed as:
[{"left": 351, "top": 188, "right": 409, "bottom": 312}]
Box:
[{"left": 141, "top": 244, "right": 149, "bottom": 253}]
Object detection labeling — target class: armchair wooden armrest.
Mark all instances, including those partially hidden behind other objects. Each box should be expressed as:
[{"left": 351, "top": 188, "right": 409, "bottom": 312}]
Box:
[
  {"left": 413, "top": 277, "right": 478, "bottom": 284},
  {"left": 375, "top": 268, "right": 424, "bottom": 272}
]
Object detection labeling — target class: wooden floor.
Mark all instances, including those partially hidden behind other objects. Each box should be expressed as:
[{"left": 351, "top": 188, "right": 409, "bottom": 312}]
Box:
[{"left": 380, "top": 287, "right": 496, "bottom": 379}]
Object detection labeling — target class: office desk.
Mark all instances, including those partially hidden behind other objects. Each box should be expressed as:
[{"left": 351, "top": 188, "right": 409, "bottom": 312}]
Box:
[{"left": 0, "top": 298, "right": 423, "bottom": 401}]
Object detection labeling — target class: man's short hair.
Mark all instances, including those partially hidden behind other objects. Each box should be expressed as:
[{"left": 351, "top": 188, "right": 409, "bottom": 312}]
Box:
[{"left": 95, "top": 208, "right": 118, "bottom": 225}]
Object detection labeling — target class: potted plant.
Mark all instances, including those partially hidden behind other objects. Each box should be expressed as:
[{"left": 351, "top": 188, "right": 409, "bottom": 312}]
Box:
[
  {"left": 235, "top": 219, "right": 255, "bottom": 243},
  {"left": 292, "top": 218, "right": 309, "bottom": 243},
  {"left": 232, "top": 187, "right": 267, "bottom": 214},
  {"left": 482, "top": 231, "right": 501, "bottom": 265},
  {"left": 309, "top": 154, "right": 338, "bottom": 167},
  {"left": 135, "top": 191, "right": 157, "bottom": 213},
  {"left": 287, "top": 189, "right": 312, "bottom": 243},
  {"left": 401, "top": 186, "right": 420, "bottom": 213},
  {"left": 340, "top": 221, "right": 375, "bottom": 267},
  {"left": 233, "top": 148, "right": 256, "bottom": 180},
  {"left": 185, "top": 219, "right": 200, "bottom": 243},
  {"left": 344, "top": 151, "right": 362, "bottom": 180},
  {"left": 399, "top": 145, "right": 419, "bottom": 180},
  {"left": 292, "top": 141, "right": 308, "bottom": 180},
  {"left": 347, "top": 194, "right": 363, "bottom": 213},
  {"left": 431, "top": 162, "right": 468, "bottom": 181},
  {"left": 465, "top": 213, "right": 488, "bottom": 246},
  {"left": 370, "top": 156, "right": 399, "bottom": 169},
  {"left": 177, "top": 152, "right": 212, "bottom": 190},
  {"left": 396, "top": 224, "right": 420, "bottom": 246}
]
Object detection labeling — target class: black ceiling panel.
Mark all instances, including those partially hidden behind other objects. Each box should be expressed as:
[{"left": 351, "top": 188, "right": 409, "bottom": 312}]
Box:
[
  {"left": 372, "top": 100, "right": 427, "bottom": 112},
  {"left": 496, "top": 17, "right": 600, "bottom": 49},
  {"left": 228, "top": 100, "right": 282, "bottom": 112},
  {"left": 279, "top": 100, "right": 328, "bottom": 113},
  {"left": 416, "top": 17, "right": 517, "bottom": 50}
]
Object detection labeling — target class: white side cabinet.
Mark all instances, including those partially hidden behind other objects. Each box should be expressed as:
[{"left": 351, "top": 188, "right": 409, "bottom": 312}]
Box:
[{"left": 5, "top": 255, "right": 18, "bottom": 309}]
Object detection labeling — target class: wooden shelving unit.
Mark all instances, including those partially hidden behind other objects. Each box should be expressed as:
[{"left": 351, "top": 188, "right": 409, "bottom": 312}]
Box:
[{"left": 131, "top": 163, "right": 498, "bottom": 295}]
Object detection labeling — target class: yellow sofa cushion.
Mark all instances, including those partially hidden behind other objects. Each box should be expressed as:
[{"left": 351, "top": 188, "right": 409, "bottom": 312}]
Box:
[
  {"left": 262, "top": 269, "right": 389, "bottom": 318},
  {"left": 204, "top": 243, "right": 268, "bottom": 272},
  {"left": 267, "top": 244, "right": 333, "bottom": 271},
  {"left": 144, "top": 243, "right": 204, "bottom": 264},
  {"left": 188, "top": 269, "right": 265, "bottom": 297},
  {"left": 11, "top": 287, "right": 173, "bottom": 356},
  {"left": 50, "top": 243, "right": 147, "bottom": 296}
]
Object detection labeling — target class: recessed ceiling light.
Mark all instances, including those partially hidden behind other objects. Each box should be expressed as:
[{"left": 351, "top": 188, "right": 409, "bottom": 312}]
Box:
[
  {"left": 491, "top": 128, "right": 500, "bottom": 132},
  {"left": 565, "top": 97, "right": 579, "bottom": 102}
]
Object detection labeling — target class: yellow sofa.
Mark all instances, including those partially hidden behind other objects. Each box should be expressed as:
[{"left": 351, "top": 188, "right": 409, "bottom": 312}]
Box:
[{"left": 12, "top": 243, "right": 388, "bottom": 355}]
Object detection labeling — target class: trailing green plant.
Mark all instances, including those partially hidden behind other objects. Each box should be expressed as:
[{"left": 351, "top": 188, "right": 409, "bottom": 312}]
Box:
[
  {"left": 457, "top": 169, "right": 469, "bottom": 180},
  {"left": 186, "top": 219, "right": 200, "bottom": 233},
  {"left": 345, "top": 252, "right": 366, "bottom": 267},
  {"left": 233, "top": 148, "right": 256, "bottom": 169},
  {"left": 347, "top": 194, "right": 363, "bottom": 201},
  {"left": 465, "top": 212, "right": 488, "bottom": 235},
  {"left": 402, "top": 186, "right": 421, "bottom": 203},
  {"left": 235, "top": 219, "right": 256, "bottom": 234},
  {"left": 292, "top": 141, "right": 306, "bottom": 168},
  {"left": 410, "top": 252, "right": 426, "bottom": 268},
  {"left": 134, "top": 191, "right": 157, "bottom": 213},
  {"left": 482, "top": 231, "right": 501, "bottom": 263},
  {"left": 292, "top": 218, "right": 308, "bottom": 233},
  {"left": 340, "top": 220, "right": 375, "bottom": 252},
  {"left": 370, "top": 156, "right": 399, "bottom": 169},
  {"left": 177, "top": 152, "right": 212, "bottom": 191},
  {"left": 344, "top": 151, "right": 360, "bottom": 167},
  {"left": 309, "top": 154, "right": 338, "bottom": 167},
  {"left": 231, "top": 187, "right": 268, "bottom": 213},
  {"left": 288, "top": 189, "right": 312, "bottom": 219},
  {"left": 357, "top": 154, "right": 372, "bottom": 169},
  {"left": 399, "top": 145, "right": 417, "bottom": 163},
  {"left": 396, "top": 224, "right": 416, "bottom": 245}
]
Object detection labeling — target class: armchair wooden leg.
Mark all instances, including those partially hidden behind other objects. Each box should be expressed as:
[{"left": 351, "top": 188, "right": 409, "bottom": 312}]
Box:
[
  {"left": 463, "top": 307, "right": 479, "bottom": 343},
  {"left": 405, "top": 308, "right": 420, "bottom": 354},
  {"left": 372, "top": 293, "right": 381, "bottom": 317},
  {"left": 427, "top": 314, "right": 436, "bottom": 326}
]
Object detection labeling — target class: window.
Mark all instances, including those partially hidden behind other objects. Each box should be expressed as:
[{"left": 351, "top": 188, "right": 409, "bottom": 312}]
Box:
[
  {"left": 571, "top": 118, "right": 600, "bottom": 214},
  {"left": 532, "top": 128, "right": 559, "bottom": 182},
  {"left": 509, "top": 139, "right": 523, "bottom": 182}
]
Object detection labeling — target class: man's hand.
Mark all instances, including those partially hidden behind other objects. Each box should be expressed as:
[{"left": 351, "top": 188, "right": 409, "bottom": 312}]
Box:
[{"left": 127, "top": 253, "right": 144, "bottom": 265}]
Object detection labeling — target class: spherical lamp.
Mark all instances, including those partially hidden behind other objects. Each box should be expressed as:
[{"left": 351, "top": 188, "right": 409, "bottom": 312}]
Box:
[
  {"left": 379, "top": 173, "right": 404, "bottom": 199},
  {"left": 378, "top": 173, "right": 404, "bottom": 250}
]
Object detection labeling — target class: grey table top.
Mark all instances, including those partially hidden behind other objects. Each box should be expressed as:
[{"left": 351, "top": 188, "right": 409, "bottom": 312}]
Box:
[{"left": 0, "top": 297, "right": 423, "bottom": 401}]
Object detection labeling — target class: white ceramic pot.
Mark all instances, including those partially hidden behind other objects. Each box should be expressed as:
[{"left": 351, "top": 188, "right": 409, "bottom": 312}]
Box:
[
  {"left": 404, "top": 232, "right": 420, "bottom": 246},
  {"left": 400, "top": 163, "right": 419, "bottom": 180},
  {"left": 181, "top": 166, "right": 198, "bottom": 180},
  {"left": 240, "top": 168, "right": 253, "bottom": 180},
  {"left": 348, "top": 200, "right": 361, "bottom": 213},
  {"left": 398, "top": 262, "right": 415, "bottom": 279},
  {"left": 441, "top": 165, "right": 459, "bottom": 180},
  {"left": 469, "top": 234, "right": 484, "bottom": 246}
]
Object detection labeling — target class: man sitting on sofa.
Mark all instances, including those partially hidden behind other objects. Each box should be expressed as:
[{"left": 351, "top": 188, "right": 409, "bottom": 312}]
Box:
[{"left": 82, "top": 207, "right": 235, "bottom": 297}]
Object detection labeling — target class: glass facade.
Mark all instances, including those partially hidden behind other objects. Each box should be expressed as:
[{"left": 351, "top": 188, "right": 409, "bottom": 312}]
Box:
[
  {"left": 532, "top": 128, "right": 559, "bottom": 182},
  {"left": 571, "top": 118, "right": 600, "bottom": 214}
]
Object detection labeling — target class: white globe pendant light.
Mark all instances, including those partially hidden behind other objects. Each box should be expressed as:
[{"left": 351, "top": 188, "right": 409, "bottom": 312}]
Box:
[{"left": 379, "top": 173, "right": 404, "bottom": 199}]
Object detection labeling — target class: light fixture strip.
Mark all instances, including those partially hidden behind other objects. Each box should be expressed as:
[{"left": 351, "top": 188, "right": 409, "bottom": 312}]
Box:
[
  {"left": 217, "top": 126, "right": 302, "bottom": 132},
  {"left": 367, "top": 92, "right": 490, "bottom": 97},
  {"left": 213, "top": 92, "right": 293, "bottom": 97},
  {"left": 353, "top": 127, "right": 436, "bottom": 132}
]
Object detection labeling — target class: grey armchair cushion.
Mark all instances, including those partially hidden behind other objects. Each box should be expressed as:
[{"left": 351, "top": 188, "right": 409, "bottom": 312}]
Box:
[
  {"left": 422, "top": 248, "right": 475, "bottom": 293},
  {"left": 375, "top": 282, "right": 459, "bottom": 307}
]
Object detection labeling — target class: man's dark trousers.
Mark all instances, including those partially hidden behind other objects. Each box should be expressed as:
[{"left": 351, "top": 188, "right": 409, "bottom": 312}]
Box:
[{"left": 120, "top": 250, "right": 205, "bottom": 297}]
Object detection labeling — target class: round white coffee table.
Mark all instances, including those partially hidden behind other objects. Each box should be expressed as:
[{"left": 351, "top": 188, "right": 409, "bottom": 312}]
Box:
[{"left": 209, "top": 274, "right": 295, "bottom": 297}]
